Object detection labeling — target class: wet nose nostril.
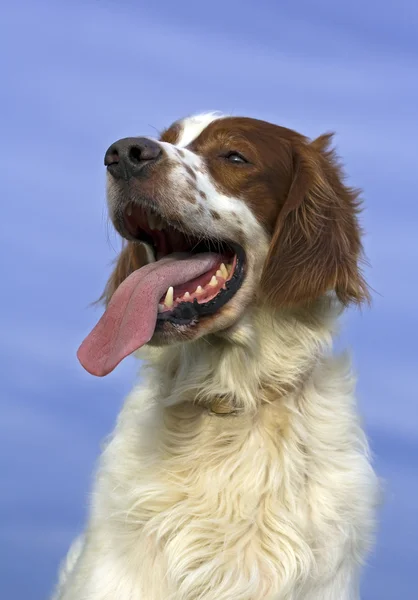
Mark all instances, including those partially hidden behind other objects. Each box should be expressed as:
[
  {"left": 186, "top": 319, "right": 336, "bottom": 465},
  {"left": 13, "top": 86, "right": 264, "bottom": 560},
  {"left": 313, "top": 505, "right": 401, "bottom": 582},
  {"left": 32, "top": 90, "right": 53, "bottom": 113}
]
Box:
[
  {"left": 128, "top": 141, "right": 162, "bottom": 164},
  {"left": 105, "top": 151, "right": 119, "bottom": 166},
  {"left": 105, "top": 137, "right": 162, "bottom": 179},
  {"left": 128, "top": 146, "right": 143, "bottom": 164}
]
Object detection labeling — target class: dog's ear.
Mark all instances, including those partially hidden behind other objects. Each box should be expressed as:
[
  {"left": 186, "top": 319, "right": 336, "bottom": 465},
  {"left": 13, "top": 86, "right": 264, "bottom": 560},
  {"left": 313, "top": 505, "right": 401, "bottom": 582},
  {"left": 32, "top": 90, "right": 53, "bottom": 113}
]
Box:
[
  {"left": 261, "top": 134, "right": 370, "bottom": 308},
  {"left": 99, "top": 242, "right": 150, "bottom": 306}
]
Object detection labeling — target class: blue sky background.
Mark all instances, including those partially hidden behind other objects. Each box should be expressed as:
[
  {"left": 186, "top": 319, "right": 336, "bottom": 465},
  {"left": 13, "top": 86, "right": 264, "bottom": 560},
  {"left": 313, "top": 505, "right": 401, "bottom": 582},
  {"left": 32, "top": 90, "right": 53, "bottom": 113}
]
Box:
[{"left": 1, "top": 1, "right": 417, "bottom": 598}]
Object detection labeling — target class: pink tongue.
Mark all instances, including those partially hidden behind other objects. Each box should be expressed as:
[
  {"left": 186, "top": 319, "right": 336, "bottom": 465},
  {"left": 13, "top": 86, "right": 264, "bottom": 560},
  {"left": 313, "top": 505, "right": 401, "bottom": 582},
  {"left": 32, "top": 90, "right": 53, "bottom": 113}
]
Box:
[{"left": 77, "top": 252, "right": 220, "bottom": 377}]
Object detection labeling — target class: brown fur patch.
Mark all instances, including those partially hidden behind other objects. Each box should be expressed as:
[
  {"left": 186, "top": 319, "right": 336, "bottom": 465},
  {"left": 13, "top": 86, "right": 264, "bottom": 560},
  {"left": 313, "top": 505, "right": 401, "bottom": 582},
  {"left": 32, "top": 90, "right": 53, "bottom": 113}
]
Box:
[
  {"left": 260, "top": 134, "right": 369, "bottom": 307},
  {"left": 184, "top": 189, "right": 197, "bottom": 204},
  {"left": 187, "top": 117, "right": 369, "bottom": 307},
  {"left": 160, "top": 122, "right": 181, "bottom": 144},
  {"left": 183, "top": 164, "right": 197, "bottom": 180},
  {"left": 188, "top": 117, "right": 297, "bottom": 234}
]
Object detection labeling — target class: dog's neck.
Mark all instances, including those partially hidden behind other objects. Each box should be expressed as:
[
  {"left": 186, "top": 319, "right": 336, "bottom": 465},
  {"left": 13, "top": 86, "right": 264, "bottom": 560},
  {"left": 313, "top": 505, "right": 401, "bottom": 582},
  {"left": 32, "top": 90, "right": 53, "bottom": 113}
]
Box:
[{"left": 140, "top": 297, "right": 341, "bottom": 415}]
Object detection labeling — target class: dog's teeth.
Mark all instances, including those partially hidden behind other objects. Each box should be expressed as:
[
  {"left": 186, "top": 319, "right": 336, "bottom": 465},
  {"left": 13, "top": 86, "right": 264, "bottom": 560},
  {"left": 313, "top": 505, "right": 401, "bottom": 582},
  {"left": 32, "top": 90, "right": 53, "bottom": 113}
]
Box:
[
  {"left": 126, "top": 204, "right": 133, "bottom": 216},
  {"left": 158, "top": 304, "right": 165, "bottom": 312},
  {"left": 209, "top": 276, "right": 218, "bottom": 287},
  {"left": 146, "top": 210, "right": 164, "bottom": 231},
  {"left": 195, "top": 285, "right": 203, "bottom": 294},
  {"left": 220, "top": 263, "right": 228, "bottom": 279},
  {"left": 216, "top": 270, "right": 223, "bottom": 279},
  {"left": 226, "top": 263, "right": 233, "bottom": 275},
  {"left": 164, "top": 286, "right": 174, "bottom": 308},
  {"left": 183, "top": 291, "right": 191, "bottom": 300}
]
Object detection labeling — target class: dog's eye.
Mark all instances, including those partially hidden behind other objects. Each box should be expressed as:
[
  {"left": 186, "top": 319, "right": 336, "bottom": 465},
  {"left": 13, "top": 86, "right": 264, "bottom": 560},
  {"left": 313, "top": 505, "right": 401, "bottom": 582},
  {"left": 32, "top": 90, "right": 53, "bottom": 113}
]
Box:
[{"left": 223, "top": 152, "right": 248, "bottom": 164}]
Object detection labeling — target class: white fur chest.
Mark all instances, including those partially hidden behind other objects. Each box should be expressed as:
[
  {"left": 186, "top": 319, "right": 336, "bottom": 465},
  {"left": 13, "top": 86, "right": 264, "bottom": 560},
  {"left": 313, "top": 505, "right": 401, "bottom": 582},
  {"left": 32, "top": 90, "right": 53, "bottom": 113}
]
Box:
[{"left": 78, "top": 357, "right": 376, "bottom": 600}]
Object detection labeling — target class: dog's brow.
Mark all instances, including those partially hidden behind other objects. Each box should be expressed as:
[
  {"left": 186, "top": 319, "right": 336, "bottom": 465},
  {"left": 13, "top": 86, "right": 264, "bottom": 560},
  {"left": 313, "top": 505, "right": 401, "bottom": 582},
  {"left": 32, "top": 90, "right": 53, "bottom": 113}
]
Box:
[{"left": 176, "top": 112, "right": 224, "bottom": 148}]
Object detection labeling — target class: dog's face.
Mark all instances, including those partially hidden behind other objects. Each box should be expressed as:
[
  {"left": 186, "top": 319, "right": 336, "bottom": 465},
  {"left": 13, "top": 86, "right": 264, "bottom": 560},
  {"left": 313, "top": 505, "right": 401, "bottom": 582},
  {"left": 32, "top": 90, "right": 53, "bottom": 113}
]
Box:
[
  {"left": 105, "top": 115, "right": 297, "bottom": 344},
  {"left": 77, "top": 113, "right": 369, "bottom": 376}
]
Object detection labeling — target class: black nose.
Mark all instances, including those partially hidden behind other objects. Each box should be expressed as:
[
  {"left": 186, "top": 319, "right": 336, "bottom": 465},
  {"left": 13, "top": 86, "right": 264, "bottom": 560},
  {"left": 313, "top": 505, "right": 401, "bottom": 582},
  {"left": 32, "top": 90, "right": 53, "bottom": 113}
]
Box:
[{"left": 104, "top": 137, "right": 162, "bottom": 180}]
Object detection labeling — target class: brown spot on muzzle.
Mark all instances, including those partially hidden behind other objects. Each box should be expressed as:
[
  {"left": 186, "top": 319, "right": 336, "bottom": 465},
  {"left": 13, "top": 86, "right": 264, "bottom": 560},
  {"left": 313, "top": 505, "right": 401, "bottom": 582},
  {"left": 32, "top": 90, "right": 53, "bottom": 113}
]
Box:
[
  {"left": 183, "top": 164, "right": 197, "bottom": 180},
  {"left": 184, "top": 189, "right": 197, "bottom": 204}
]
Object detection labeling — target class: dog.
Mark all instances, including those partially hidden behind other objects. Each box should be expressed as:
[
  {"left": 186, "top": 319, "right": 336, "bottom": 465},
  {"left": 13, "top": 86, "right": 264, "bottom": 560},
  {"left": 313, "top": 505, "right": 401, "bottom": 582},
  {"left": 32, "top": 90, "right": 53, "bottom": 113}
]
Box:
[{"left": 52, "top": 113, "right": 379, "bottom": 600}]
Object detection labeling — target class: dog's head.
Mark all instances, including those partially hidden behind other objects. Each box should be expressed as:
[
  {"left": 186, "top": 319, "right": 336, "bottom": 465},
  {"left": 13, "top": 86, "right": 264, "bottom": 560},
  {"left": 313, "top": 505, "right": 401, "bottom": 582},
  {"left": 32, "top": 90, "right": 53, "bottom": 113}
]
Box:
[{"left": 78, "top": 113, "right": 368, "bottom": 376}]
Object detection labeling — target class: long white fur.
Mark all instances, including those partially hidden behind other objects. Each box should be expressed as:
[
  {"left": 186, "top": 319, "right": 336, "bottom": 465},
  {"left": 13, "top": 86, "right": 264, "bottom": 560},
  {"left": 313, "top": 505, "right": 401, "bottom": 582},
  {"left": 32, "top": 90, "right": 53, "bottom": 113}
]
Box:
[
  {"left": 52, "top": 115, "right": 379, "bottom": 600},
  {"left": 176, "top": 112, "right": 224, "bottom": 148},
  {"left": 53, "top": 303, "right": 378, "bottom": 600}
]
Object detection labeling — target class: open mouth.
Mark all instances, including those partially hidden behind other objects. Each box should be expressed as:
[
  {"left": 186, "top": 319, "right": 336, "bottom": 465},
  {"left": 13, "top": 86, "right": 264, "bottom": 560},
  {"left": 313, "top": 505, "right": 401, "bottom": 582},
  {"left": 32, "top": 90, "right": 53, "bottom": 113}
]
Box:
[
  {"left": 123, "top": 203, "right": 246, "bottom": 326},
  {"left": 77, "top": 202, "right": 246, "bottom": 377}
]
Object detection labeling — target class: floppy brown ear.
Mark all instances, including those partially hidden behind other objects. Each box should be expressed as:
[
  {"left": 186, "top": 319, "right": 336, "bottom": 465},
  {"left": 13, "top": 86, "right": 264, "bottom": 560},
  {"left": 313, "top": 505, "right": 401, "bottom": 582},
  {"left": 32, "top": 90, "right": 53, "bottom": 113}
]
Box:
[
  {"left": 261, "top": 134, "right": 370, "bottom": 308},
  {"left": 99, "top": 242, "right": 150, "bottom": 306}
]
